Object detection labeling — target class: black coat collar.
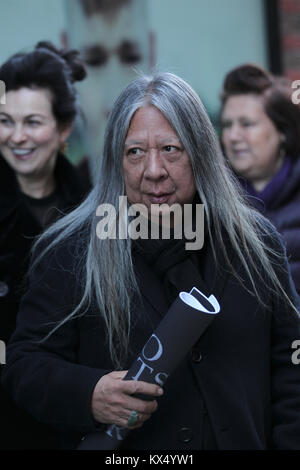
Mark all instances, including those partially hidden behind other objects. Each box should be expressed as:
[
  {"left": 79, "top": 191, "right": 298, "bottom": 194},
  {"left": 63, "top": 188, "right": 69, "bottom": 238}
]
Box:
[
  {"left": 134, "top": 235, "right": 233, "bottom": 320},
  {"left": 0, "top": 152, "right": 89, "bottom": 223}
]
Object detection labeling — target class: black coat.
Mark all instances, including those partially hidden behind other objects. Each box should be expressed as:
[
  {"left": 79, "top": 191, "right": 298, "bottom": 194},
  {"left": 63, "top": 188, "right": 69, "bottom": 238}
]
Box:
[
  {"left": 2, "top": 224, "right": 300, "bottom": 450},
  {"left": 243, "top": 157, "right": 300, "bottom": 293},
  {"left": 0, "top": 153, "right": 90, "bottom": 449}
]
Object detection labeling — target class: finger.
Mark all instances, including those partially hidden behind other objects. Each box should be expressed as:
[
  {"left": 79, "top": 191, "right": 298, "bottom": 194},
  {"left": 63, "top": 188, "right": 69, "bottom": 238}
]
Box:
[
  {"left": 96, "top": 394, "right": 158, "bottom": 427},
  {"left": 121, "top": 380, "right": 163, "bottom": 398},
  {"left": 120, "top": 410, "right": 152, "bottom": 429},
  {"left": 125, "top": 396, "right": 158, "bottom": 415},
  {"left": 102, "top": 391, "right": 158, "bottom": 417},
  {"left": 94, "top": 371, "right": 129, "bottom": 397},
  {"left": 108, "top": 370, "right": 128, "bottom": 380}
]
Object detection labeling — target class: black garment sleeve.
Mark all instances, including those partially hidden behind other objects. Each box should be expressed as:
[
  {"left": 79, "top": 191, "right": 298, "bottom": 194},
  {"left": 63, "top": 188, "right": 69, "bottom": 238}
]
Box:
[
  {"left": 270, "top": 233, "right": 300, "bottom": 449},
  {"left": 1, "top": 240, "right": 109, "bottom": 434}
]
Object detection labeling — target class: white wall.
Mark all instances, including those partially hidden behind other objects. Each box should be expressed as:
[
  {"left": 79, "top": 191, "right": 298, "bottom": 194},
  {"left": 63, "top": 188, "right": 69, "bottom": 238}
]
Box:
[
  {"left": 148, "top": 0, "right": 268, "bottom": 118},
  {"left": 0, "top": 0, "right": 65, "bottom": 63},
  {"left": 0, "top": 0, "right": 268, "bottom": 121}
]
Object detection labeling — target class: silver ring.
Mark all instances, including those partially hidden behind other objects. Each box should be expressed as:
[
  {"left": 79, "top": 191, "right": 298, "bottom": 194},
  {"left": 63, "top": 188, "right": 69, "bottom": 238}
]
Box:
[{"left": 127, "top": 410, "right": 139, "bottom": 426}]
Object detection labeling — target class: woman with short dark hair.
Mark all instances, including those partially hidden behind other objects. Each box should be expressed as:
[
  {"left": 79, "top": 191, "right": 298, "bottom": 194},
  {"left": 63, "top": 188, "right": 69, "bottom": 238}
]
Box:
[
  {"left": 220, "top": 63, "right": 300, "bottom": 293},
  {"left": 0, "top": 41, "right": 90, "bottom": 449}
]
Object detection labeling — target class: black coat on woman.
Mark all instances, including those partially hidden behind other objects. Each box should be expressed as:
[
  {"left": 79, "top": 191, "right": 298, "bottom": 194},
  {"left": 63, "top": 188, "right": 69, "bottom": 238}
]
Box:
[
  {"left": 0, "top": 153, "right": 90, "bottom": 449},
  {"left": 2, "top": 221, "right": 300, "bottom": 450},
  {"left": 239, "top": 157, "right": 300, "bottom": 294}
]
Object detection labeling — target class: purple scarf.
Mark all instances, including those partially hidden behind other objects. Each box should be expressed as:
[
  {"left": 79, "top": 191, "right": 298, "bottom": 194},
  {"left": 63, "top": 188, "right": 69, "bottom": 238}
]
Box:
[{"left": 239, "top": 156, "right": 292, "bottom": 208}]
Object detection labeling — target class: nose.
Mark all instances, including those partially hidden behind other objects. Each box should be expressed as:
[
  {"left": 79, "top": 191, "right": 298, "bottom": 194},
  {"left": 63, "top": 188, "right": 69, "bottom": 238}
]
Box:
[
  {"left": 226, "top": 122, "right": 243, "bottom": 142},
  {"left": 10, "top": 124, "right": 27, "bottom": 144},
  {"left": 144, "top": 149, "right": 168, "bottom": 181}
]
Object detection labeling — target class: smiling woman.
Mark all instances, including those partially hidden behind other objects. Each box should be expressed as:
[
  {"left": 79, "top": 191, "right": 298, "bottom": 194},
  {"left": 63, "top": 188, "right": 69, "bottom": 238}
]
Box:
[
  {"left": 0, "top": 41, "right": 90, "bottom": 450},
  {"left": 0, "top": 87, "right": 71, "bottom": 197}
]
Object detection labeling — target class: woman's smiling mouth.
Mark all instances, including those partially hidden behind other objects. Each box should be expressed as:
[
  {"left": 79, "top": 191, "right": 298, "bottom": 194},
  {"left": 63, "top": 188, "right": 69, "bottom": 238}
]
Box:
[{"left": 11, "top": 147, "right": 36, "bottom": 159}]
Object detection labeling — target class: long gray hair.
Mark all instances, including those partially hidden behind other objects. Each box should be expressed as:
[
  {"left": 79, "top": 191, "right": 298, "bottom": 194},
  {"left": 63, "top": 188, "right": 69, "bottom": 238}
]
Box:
[{"left": 34, "top": 72, "right": 296, "bottom": 368}]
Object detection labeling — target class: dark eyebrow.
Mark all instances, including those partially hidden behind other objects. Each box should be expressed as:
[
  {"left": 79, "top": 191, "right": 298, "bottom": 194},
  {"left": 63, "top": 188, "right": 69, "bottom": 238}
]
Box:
[
  {"left": 25, "top": 114, "right": 45, "bottom": 119},
  {"left": 159, "top": 137, "right": 181, "bottom": 144},
  {"left": 124, "top": 140, "right": 145, "bottom": 149},
  {"left": 0, "top": 112, "right": 44, "bottom": 119}
]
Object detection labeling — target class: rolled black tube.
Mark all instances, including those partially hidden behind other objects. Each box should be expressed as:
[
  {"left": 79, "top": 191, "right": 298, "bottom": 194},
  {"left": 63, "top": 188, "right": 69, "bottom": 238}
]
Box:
[{"left": 78, "top": 287, "right": 220, "bottom": 450}]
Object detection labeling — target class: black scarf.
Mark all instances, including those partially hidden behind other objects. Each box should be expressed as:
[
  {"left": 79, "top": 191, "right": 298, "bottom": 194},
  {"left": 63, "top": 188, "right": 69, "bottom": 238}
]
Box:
[{"left": 132, "top": 234, "right": 211, "bottom": 307}]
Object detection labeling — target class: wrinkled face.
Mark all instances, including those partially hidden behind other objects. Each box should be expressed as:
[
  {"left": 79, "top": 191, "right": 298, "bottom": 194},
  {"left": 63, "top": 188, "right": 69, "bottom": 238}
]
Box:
[
  {"left": 221, "top": 94, "right": 283, "bottom": 186},
  {"left": 0, "top": 87, "right": 70, "bottom": 180},
  {"left": 123, "top": 106, "right": 196, "bottom": 211},
  {"left": 65, "top": 0, "right": 150, "bottom": 158}
]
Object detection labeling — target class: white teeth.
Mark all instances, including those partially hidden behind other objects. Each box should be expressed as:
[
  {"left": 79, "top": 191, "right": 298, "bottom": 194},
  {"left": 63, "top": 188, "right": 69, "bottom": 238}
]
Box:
[{"left": 12, "top": 149, "right": 34, "bottom": 155}]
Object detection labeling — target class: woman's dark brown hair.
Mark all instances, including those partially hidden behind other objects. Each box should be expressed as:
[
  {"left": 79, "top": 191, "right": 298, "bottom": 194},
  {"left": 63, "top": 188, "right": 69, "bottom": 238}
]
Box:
[
  {"left": 0, "top": 41, "right": 87, "bottom": 127},
  {"left": 221, "top": 64, "right": 300, "bottom": 158}
]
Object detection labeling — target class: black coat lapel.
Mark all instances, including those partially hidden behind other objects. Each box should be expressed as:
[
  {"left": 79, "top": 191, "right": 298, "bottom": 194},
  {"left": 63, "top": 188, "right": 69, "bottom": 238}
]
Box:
[{"left": 134, "top": 253, "right": 170, "bottom": 319}]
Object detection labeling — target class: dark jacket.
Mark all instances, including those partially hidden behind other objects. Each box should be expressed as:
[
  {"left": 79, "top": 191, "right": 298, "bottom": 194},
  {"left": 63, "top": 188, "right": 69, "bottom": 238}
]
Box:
[
  {"left": 0, "top": 153, "right": 90, "bottom": 449},
  {"left": 242, "top": 157, "right": 300, "bottom": 293},
  {"left": 2, "top": 224, "right": 300, "bottom": 450}
]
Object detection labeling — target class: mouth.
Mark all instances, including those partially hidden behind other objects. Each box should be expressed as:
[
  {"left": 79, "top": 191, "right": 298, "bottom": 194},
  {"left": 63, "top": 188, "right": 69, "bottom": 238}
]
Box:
[
  {"left": 231, "top": 148, "right": 249, "bottom": 157},
  {"left": 147, "top": 192, "right": 174, "bottom": 204},
  {"left": 11, "top": 148, "right": 36, "bottom": 160}
]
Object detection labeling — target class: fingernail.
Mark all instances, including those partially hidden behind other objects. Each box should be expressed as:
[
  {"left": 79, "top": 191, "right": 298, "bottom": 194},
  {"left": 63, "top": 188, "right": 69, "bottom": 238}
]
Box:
[{"left": 157, "top": 388, "right": 163, "bottom": 395}]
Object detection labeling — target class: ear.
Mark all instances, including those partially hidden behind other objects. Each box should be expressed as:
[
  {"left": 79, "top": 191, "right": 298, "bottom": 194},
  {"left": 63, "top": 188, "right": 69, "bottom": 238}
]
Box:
[{"left": 59, "top": 122, "right": 73, "bottom": 143}]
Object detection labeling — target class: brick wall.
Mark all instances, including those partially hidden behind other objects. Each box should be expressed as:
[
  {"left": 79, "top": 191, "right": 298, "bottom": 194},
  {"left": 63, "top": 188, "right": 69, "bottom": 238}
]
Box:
[{"left": 279, "top": 0, "right": 300, "bottom": 79}]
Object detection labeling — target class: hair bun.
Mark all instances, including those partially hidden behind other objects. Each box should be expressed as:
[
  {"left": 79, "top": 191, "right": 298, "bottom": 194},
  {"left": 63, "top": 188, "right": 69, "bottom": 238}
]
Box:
[
  {"left": 35, "top": 41, "right": 87, "bottom": 83},
  {"left": 36, "top": 41, "right": 60, "bottom": 55},
  {"left": 61, "top": 49, "right": 87, "bottom": 82}
]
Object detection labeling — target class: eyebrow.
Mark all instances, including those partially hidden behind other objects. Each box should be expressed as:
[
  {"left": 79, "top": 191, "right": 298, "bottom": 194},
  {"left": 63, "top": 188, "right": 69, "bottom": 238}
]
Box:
[
  {"left": 26, "top": 113, "right": 45, "bottom": 118},
  {"left": 159, "top": 137, "right": 181, "bottom": 144},
  {"left": 124, "top": 136, "right": 181, "bottom": 146},
  {"left": 124, "top": 140, "right": 146, "bottom": 148},
  {"left": 0, "top": 112, "right": 45, "bottom": 118}
]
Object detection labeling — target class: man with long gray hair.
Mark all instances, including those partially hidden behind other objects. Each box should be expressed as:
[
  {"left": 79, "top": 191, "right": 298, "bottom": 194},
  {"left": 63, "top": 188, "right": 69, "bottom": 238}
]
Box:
[{"left": 2, "top": 72, "right": 300, "bottom": 450}]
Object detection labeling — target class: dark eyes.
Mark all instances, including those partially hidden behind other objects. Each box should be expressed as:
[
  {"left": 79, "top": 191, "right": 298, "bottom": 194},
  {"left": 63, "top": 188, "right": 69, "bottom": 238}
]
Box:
[
  {"left": 222, "top": 120, "right": 255, "bottom": 129},
  {"left": 0, "top": 117, "right": 11, "bottom": 124},
  {"left": 126, "top": 146, "right": 181, "bottom": 158},
  {"left": 241, "top": 121, "right": 254, "bottom": 127},
  {"left": 0, "top": 117, "right": 41, "bottom": 126},
  {"left": 128, "top": 148, "right": 143, "bottom": 156}
]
